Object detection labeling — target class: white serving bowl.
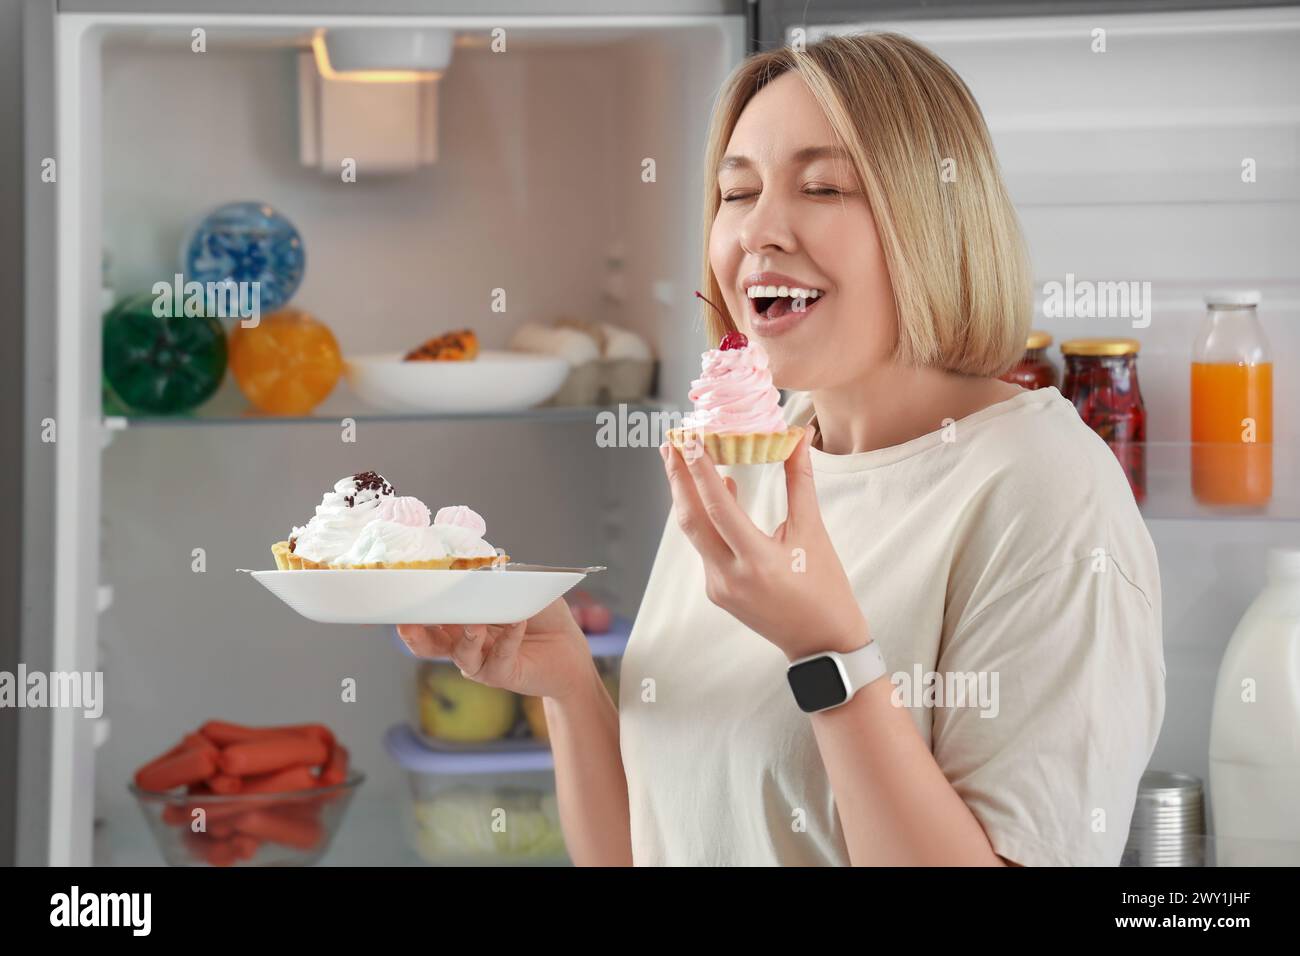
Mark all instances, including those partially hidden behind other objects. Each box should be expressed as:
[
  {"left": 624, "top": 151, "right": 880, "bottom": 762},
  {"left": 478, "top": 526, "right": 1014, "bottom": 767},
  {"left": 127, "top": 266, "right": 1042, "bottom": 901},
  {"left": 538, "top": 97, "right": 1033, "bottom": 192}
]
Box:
[
  {"left": 245, "top": 566, "right": 592, "bottom": 625},
  {"left": 344, "top": 351, "right": 569, "bottom": 414}
]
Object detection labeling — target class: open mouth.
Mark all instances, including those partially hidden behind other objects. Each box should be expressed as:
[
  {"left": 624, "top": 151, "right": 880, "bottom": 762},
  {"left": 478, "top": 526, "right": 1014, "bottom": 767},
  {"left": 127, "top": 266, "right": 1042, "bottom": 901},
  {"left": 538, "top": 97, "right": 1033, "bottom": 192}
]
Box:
[{"left": 747, "top": 284, "right": 824, "bottom": 320}]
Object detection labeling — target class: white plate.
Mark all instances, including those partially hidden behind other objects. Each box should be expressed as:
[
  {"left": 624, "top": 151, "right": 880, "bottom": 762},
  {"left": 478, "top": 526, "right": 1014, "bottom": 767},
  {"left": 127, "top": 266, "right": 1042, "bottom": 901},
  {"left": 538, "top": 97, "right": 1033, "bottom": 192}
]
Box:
[
  {"left": 344, "top": 350, "right": 569, "bottom": 414},
  {"left": 243, "top": 564, "right": 600, "bottom": 625}
]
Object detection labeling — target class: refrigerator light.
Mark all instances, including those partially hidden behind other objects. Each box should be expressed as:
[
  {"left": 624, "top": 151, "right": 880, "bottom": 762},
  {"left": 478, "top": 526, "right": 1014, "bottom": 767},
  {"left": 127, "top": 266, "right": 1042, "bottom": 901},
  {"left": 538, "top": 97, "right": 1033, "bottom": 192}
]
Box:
[{"left": 314, "top": 28, "right": 454, "bottom": 84}]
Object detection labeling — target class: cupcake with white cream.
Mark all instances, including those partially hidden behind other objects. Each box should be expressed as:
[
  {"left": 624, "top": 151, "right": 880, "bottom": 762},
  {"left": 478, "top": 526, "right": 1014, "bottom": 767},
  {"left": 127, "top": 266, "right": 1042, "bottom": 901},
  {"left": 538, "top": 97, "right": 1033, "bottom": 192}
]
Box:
[{"left": 271, "top": 472, "right": 507, "bottom": 570}]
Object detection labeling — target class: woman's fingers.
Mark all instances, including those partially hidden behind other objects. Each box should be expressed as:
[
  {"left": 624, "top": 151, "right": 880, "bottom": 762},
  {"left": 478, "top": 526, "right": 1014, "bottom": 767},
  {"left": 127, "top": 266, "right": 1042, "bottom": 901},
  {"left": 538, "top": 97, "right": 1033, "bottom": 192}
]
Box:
[
  {"left": 680, "top": 441, "right": 763, "bottom": 553},
  {"left": 398, "top": 622, "right": 526, "bottom": 687},
  {"left": 477, "top": 620, "right": 527, "bottom": 686},
  {"left": 449, "top": 623, "right": 490, "bottom": 677},
  {"left": 782, "top": 430, "right": 822, "bottom": 530},
  {"left": 395, "top": 623, "right": 455, "bottom": 659},
  {"left": 661, "top": 442, "right": 732, "bottom": 566}
]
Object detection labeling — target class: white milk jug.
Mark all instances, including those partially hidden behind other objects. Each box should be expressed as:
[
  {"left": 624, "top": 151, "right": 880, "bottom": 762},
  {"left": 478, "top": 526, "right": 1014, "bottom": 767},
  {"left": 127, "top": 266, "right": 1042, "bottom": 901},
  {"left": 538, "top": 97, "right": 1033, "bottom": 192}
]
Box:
[{"left": 1208, "top": 547, "right": 1300, "bottom": 859}]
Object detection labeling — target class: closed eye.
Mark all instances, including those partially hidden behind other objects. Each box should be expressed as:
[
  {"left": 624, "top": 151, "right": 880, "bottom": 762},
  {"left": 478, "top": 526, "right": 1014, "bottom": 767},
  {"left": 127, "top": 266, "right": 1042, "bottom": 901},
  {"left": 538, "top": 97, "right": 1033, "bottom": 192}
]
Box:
[{"left": 721, "top": 185, "right": 850, "bottom": 202}]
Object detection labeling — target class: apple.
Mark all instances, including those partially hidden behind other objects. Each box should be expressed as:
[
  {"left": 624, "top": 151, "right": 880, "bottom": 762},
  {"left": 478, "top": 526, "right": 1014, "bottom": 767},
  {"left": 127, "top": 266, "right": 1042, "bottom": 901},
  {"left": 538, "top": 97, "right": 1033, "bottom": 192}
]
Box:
[
  {"left": 523, "top": 667, "right": 619, "bottom": 742},
  {"left": 522, "top": 696, "right": 548, "bottom": 742},
  {"left": 419, "top": 663, "right": 518, "bottom": 742}
]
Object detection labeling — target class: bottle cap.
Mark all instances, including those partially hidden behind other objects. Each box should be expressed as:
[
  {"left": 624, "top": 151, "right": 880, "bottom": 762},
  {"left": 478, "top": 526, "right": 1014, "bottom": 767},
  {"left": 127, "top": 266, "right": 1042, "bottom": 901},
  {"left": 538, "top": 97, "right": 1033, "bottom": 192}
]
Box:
[{"left": 1205, "top": 290, "right": 1261, "bottom": 308}]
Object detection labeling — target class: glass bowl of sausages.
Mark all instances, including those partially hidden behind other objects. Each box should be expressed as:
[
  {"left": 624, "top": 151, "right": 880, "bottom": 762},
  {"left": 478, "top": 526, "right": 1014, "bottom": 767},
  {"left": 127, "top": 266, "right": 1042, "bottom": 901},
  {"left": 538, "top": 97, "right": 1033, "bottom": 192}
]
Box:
[{"left": 129, "top": 720, "right": 363, "bottom": 867}]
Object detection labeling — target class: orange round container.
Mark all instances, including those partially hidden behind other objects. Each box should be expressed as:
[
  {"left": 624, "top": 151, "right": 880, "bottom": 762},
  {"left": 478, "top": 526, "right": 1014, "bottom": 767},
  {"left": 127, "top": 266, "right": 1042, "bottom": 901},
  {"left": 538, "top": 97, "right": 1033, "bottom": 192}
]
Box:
[{"left": 228, "top": 308, "right": 342, "bottom": 415}]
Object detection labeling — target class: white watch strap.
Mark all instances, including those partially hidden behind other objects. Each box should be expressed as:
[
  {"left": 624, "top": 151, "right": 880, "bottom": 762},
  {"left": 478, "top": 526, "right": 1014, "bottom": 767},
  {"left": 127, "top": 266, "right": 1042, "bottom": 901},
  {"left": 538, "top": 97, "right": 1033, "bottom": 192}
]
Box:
[{"left": 836, "top": 641, "right": 887, "bottom": 697}]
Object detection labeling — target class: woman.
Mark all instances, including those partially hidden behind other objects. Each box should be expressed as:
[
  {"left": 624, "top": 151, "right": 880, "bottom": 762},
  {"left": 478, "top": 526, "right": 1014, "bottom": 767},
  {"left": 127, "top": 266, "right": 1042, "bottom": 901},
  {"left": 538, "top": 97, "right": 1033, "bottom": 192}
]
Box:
[{"left": 398, "top": 33, "right": 1165, "bottom": 867}]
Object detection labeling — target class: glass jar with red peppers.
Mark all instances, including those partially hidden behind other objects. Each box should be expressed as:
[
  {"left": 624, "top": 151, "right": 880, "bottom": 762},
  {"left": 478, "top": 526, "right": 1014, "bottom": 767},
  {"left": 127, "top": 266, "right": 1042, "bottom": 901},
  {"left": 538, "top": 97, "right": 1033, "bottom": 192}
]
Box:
[
  {"left": 1000, "top": 330, "right": 1059, "bottom": 391},
  {"left": 1060, "top": 338, "right": 1146, "bottom": 503}
]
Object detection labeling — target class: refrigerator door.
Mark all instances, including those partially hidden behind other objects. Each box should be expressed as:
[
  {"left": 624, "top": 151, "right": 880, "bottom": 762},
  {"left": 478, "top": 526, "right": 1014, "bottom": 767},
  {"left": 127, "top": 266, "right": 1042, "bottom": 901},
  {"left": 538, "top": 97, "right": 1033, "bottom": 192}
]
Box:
[
  {"left": 17, "top": 0, "right": 63, "bottom": 868},
  {"left": 22, "top": 0, "right": 113, "bottom": 868}
]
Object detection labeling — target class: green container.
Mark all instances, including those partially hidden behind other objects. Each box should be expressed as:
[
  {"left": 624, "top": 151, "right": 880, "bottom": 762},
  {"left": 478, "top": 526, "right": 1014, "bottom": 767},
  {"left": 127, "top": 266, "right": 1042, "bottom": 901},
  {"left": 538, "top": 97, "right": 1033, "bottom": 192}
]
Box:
[{"left": 102, "top": 292, "right": 227, "bottom": 415}]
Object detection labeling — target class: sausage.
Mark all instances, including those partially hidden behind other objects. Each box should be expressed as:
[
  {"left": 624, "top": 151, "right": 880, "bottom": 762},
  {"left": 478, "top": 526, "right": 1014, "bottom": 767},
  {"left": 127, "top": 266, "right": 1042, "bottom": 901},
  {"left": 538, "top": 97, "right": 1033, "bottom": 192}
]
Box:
[
  {"left": 318, "top": 744, "right": 350, "bottom": 787},
  {"left": 231, "top": 834, "right": 261, "bottom": 860},
  {"left": 218, "top": 736, "right": 328, "bottom": 776},
  {"left": 181, "top": 732, "right": 220, "bottom": 758},
  {"left": 208, "top": 774, "right": 243, "bottom": 795},
  {"left": 233, "top": 808, "right": 323, "bottom": 850},
  {"left": 199, "top": 720, "right": 334, "bottom": 749},
  {"left": 134, "top": 747, "right": 217, "bottom": 792},
  {"left": 241, "top": 765, "right": 318, "bottom": 795}
]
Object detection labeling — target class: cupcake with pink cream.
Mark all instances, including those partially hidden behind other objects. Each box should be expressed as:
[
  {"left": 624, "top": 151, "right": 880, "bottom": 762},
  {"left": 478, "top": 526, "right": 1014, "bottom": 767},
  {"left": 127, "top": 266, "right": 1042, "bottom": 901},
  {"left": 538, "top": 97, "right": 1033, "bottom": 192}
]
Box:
[{"left": 667, "top": 331, "right": 804, "bottom": 464}]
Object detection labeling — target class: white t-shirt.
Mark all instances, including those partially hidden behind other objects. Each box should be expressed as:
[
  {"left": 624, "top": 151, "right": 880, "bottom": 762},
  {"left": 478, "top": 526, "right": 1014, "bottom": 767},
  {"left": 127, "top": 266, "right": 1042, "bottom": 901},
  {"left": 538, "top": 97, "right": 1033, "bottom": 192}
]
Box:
[{"left": 618, "top": 385, "right": 1165, "bottom": 866}]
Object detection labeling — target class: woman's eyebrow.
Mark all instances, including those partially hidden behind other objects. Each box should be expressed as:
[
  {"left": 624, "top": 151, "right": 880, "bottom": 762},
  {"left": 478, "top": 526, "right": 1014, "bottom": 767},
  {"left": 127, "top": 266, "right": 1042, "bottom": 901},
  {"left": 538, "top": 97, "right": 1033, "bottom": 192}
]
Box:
[{"left": 717, "top": 145, "right": 850, "bottom": 174}]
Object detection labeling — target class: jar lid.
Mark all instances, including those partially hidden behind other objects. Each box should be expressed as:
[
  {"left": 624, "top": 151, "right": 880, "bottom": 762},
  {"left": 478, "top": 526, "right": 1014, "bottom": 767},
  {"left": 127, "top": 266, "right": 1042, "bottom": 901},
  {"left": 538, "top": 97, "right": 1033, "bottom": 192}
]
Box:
[
  {"left": 1205, "top": 290, "right": 1261, "bottom": 308},
  {"left": 1026, "top": 330, "right": 1053, "bottom": 349},
  {"left": 1060, "top": 337, "right": 1141, "bottom": 356}
]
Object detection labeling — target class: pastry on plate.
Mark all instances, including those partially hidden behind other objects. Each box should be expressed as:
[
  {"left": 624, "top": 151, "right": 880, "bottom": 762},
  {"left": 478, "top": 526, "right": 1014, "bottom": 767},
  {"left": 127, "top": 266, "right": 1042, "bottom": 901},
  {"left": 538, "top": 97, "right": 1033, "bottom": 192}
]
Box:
[
  {"left": 271, "top": 471, "right": 508, "bottom": 570},
  {"left": 404, "top": 329, "right": 479, "bottom": 362},
  {"left": 667, "top": 331, "right": 803, "bottom": 465}
]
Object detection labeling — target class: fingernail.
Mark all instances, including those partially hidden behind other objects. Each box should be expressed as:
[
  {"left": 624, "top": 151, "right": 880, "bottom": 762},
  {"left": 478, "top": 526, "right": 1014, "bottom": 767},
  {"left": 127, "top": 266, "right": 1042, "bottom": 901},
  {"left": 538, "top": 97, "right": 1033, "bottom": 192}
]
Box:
[{"left": 659, "top": 443, "right": 669, "bottom": 462}]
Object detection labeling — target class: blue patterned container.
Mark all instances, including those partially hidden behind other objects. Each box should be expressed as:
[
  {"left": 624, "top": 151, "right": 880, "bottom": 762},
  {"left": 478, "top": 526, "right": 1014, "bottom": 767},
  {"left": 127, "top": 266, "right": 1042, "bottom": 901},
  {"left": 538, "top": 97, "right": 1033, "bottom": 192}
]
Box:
[{"left": 181, "top": 201, "right": 305, "bottom": 313}]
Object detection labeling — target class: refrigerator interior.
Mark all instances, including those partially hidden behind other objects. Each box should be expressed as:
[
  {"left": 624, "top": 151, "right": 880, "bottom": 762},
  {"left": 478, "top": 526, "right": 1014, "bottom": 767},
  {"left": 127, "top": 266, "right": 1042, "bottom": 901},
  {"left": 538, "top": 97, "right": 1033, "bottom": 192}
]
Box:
[
  {"left": 49, "top": 13, "right": 744, "bottom": 865},
  {"left": 39, "top": 4, "right": 1299, "bottom": 866},
  {"left": 806, "top": 6, "right": 1300, "bottom": 814}
]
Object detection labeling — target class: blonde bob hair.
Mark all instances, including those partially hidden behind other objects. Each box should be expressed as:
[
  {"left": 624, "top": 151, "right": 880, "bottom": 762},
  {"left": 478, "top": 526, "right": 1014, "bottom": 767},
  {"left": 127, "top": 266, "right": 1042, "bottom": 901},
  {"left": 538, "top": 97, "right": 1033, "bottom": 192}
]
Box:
[{"left": 701, "top": 33, "right": 1031, "bottom": 377}]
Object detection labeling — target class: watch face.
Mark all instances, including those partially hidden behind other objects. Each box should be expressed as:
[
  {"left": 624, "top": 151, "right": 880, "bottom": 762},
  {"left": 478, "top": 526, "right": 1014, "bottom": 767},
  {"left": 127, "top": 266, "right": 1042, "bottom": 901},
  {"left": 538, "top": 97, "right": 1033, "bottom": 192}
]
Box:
[{"left": 787, "top": 656, "right": 848, "bottom": 713}]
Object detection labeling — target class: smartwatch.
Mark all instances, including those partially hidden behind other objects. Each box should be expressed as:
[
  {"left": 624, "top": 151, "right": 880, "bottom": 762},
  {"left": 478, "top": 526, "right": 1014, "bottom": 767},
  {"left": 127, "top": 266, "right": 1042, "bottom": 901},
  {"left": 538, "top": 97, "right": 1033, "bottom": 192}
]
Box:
[{"left": 786, "top": 641, "right": 887, "bottom": 713}]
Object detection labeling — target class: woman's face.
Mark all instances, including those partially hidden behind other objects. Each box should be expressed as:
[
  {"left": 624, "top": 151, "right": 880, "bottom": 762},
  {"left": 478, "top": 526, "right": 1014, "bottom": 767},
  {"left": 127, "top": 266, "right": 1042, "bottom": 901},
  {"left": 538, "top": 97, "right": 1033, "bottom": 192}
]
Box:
[{"left": 709, "top": 72, "right": 897, "bottom": 391}]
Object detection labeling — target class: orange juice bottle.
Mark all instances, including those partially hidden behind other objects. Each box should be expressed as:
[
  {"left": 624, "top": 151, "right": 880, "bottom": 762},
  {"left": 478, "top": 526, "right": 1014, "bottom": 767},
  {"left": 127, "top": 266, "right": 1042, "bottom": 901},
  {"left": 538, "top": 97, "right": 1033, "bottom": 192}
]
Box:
[{"left": 1191, "top": 291, "right": 1272, "bottom": 507}]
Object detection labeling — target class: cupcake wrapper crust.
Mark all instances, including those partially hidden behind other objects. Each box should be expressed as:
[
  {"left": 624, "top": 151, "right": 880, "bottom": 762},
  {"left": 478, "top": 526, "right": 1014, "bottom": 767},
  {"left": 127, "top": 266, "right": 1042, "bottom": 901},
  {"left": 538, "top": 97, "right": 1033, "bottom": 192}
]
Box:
[
  {"left": 271, "top": 542, "right": 507, "bottom": 571},
  {"left": 666, "top": 426, "right": 804, "bottom": 465}
]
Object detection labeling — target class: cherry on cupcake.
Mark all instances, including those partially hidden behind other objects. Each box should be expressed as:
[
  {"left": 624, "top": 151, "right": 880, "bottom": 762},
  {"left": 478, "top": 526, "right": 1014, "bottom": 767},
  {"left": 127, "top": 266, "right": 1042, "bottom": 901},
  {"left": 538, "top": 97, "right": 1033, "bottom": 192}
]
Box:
[{"left": 719, "top": 331, "right": 748, "bottom": 351}]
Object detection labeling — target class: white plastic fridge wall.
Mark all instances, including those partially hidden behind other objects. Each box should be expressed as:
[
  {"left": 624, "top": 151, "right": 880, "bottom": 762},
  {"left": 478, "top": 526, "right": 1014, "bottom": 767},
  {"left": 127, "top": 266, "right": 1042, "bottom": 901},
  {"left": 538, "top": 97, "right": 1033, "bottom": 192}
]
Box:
[
  {"left": 49, "top": 13, "right": 743, "bottom": 865},
  {"left": 812, "top": 8, "right": 1300, "bottom": 805}
]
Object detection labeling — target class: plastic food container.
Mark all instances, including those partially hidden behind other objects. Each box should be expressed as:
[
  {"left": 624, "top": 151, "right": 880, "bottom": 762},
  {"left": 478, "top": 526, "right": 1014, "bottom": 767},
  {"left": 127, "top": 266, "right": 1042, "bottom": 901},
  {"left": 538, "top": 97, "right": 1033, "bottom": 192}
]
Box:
[
  {"left": 548, "top": 360, "right": 602, "bottom": 406},
  {"left": 393, "top": 615, "right": 628, "bottom": 750},
  {"left": 385, "top": 724, "right": 568, "bottom": 866},
  {"left": 598, "top": 356, "right": 657, "bottom": 403},
  {"left": 411, "top": 652, "right": 621, "bottom": 749}
]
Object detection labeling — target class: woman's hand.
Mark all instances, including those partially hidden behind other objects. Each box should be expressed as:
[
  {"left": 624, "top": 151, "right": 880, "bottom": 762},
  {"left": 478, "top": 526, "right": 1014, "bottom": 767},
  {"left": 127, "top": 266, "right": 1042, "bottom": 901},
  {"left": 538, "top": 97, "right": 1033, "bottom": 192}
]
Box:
[
  {"left": 395, "top": 597, "right": 595, "bottom": 701},
  {"left": 661, "top": 431, "right": 870, "bottom": 660}
]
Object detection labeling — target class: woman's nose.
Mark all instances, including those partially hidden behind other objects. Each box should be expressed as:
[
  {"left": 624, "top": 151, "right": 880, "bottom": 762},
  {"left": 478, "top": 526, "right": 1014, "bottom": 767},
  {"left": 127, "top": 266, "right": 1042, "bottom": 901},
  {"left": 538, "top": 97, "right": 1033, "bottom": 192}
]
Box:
[{"left": 737, "top": 193, "right": 797, "bottom": 255}]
